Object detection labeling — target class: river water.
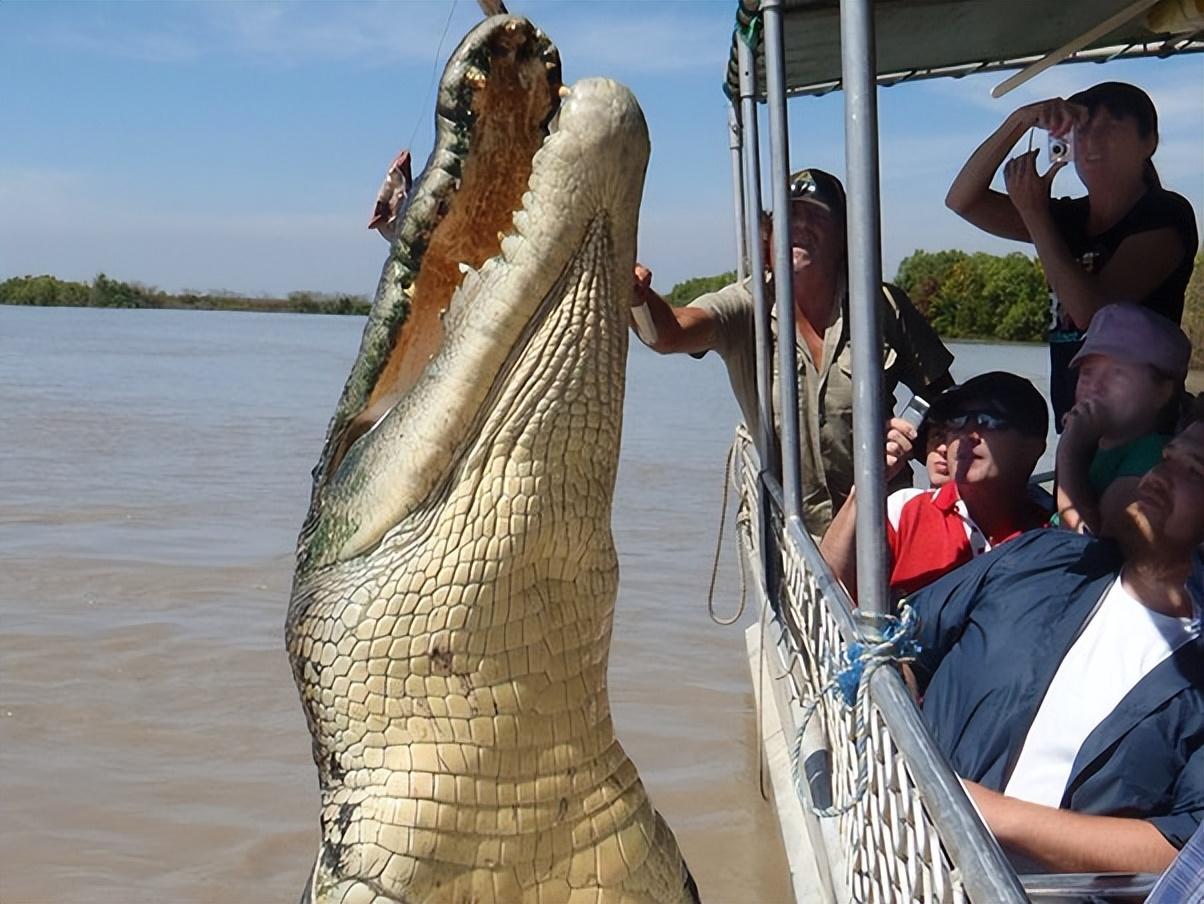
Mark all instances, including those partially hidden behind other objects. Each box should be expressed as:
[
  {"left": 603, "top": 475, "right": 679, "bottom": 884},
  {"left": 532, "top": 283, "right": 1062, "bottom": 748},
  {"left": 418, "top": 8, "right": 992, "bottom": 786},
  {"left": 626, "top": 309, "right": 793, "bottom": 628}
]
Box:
[{"left": 0, "top": 306, "right": 1050, "bottom": 903}]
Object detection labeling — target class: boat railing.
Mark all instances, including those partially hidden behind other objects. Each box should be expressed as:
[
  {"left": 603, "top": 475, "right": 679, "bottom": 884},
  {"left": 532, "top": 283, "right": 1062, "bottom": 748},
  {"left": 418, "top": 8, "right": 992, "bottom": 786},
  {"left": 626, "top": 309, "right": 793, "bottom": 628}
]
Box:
[
  {"left": 735, "top": 427, "right": 1161, "bottom": 903},
  {"left": 736, "top": 425, "right": 1028, "bottom": 902}
]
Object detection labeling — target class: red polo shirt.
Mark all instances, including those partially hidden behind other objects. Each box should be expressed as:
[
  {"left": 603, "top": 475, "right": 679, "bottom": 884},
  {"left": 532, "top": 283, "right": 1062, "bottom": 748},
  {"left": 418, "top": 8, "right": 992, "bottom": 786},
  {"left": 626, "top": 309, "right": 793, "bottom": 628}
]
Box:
[{"left": 885, "top": 483, "right": 1046, "bottom": 597}]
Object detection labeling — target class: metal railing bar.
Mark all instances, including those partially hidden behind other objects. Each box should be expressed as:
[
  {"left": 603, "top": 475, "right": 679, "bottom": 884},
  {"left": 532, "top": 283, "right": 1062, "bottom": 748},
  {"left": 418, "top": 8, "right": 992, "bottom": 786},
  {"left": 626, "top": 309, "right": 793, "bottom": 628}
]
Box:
[
  {"left": 737, "top": 38, "right": 776, "bottom": 479},
  {"left": 736, "top": 35, "right": 782, "bottom": 607},
  {"left": 839, "top": 0, "right": 890, "bottom": 630},
  {"left": 761, "top": 470, "right": 785, "bottom": 512},
  {"left": 869, "top": 667, "right": 1031, "bottom": 902},
  {"left": 762, "top": 0, "right": 805, "bottom": 524},
  {"left": 1021, "top": 871, "right": 1159, "bottom": 898},
  {"left": 783, "top": 502, "right": 1029, "bottom": 900},
  {"left": 728, "top": 105, "right": 749, "bottom": 283}
]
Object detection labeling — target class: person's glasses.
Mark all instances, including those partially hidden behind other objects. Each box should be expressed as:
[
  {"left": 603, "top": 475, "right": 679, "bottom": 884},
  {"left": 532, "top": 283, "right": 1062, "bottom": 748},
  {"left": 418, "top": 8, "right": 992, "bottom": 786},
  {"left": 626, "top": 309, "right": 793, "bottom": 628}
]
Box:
[{"left": 938, "top": 412, "right": 1012, "bottom": 432}]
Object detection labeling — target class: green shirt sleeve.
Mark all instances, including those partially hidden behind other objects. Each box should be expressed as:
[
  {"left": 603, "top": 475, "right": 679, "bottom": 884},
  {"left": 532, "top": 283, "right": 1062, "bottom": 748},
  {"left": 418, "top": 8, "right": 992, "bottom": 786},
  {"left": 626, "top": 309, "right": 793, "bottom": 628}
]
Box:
[{"left": 1088, "top": 433, "right": 1169, "bottom": 494}]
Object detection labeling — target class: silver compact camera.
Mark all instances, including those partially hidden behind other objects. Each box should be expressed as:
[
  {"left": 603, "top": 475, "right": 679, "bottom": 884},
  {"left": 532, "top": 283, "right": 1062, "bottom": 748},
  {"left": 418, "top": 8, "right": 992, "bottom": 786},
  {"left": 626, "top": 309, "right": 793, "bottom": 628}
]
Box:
[
  {"left": 899, "top": 394, "right": 930, "bottom": 431},
  {"left": 1048, "top": 132, "right": 1073, "bottom": 164}
]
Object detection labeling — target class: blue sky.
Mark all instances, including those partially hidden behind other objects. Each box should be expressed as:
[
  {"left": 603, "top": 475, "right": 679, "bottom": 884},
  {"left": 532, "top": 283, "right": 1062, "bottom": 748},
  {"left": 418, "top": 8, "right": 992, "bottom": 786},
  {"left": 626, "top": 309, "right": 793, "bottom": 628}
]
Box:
[{"left": 2, "top": 1, "right": 1200, "bottom": 297}]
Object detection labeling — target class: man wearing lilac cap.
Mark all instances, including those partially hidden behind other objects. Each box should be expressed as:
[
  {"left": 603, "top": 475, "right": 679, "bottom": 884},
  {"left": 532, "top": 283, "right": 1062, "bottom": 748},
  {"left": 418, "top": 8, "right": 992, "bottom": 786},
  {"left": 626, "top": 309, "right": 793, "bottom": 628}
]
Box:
[{"left": 1056, "top": 303, "right": 1191, "bottom": 536}]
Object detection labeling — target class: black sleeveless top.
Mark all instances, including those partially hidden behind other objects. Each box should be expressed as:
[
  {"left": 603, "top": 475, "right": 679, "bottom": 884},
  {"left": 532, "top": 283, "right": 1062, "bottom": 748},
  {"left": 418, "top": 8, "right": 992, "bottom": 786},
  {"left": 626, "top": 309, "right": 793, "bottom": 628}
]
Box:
[{"left": 1045, "top": 187, "right": 1198, "bottom": 425}]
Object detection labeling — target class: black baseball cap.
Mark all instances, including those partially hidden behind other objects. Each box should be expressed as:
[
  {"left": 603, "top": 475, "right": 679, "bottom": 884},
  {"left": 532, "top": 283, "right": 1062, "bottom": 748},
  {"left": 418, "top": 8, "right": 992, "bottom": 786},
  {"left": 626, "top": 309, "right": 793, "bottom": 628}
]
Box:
[
  {"left": 1067, "top": 82, "right": 1158, "bottom": 135},
  {"left": 929, "top": 372, "right": 1048, "bottom": 439},
  {"left": 788, "top": 168, "right": 846, "bottom": 220}
]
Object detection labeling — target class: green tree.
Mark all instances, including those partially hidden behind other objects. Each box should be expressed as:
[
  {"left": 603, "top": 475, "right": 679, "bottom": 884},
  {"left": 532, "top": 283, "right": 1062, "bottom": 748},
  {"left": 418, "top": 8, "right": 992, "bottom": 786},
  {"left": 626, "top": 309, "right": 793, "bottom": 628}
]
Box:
[
  {"left": 88, "top": 273, "right": 162, "bottom": 308},
  {"left": 894, "top": 249, "right": 968, "bottom": 317},
  {"left": 901, "top": 250, "right": 1046, "bottom": 342},
  {"left": 0, "top": 275, "right": 90, "bottom": 306},
  {"left": 665, "top": 271, "right": 737, "bottom": 307}
]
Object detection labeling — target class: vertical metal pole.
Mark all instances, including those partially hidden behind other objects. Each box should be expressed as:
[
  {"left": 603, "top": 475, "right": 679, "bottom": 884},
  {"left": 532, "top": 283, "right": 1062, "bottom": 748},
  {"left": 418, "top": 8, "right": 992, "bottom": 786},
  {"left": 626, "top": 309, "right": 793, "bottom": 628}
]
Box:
[
  {"left": 737, "top": 35, "right": 778, "bottom": 481},
  {"left": 737, "top": 27, "right": 781, "bottom": 608},
  {"left": 729, "top": 105, "right": 749, "bottom": 283},
  {"left": 840, "top": 0, "right": 889, "bottom": 629},
  {"left": 762, "top": 0, "right": 802, "bottom": 524}
]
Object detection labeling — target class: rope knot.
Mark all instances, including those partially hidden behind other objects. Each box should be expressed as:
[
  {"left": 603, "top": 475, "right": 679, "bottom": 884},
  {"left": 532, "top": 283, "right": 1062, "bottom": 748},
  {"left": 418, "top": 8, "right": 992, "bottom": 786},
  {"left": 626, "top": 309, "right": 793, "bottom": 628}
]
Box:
[
  {"left": 792, "top": 603, "right": 922, "bottom": 817},
  {"left": 834, "top": 606, "right": 921, "bottom": 705}
]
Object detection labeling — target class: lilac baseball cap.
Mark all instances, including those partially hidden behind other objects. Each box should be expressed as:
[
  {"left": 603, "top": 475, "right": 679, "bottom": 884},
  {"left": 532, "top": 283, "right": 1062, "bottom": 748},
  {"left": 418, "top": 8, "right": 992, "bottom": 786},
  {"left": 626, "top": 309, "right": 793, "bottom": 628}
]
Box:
[{"left": 1070, "top": 303, "right": 1191, "bottom": 381}]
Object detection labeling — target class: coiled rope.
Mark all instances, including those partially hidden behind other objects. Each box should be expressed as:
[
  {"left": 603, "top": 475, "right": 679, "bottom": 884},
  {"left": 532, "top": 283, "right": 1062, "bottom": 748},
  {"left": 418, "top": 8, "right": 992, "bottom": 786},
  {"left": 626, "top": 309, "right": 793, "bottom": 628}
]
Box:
[
  {"left": 790, "top": 605, "right": 921, "bottom": 817},
  {"left": 705, "top": 436, "right": 751, "bottom": 626}
]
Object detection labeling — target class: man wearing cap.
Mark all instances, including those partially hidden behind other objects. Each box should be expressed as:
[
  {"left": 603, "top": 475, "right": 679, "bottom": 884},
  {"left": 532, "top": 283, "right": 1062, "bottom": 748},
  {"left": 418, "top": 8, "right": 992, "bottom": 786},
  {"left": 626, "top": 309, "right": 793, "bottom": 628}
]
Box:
[
  {"left": 630, "top": 168, "right": 953, "bottom": 536},
  {"left": 905, "top": 421, "right": 1204, "bottom": 873},
  {"left": 820, "top": 372, "right": 1050, "bottom": 600},
  {"left": 1056, "top": 303, "right": 1192, "bottom": 537}
]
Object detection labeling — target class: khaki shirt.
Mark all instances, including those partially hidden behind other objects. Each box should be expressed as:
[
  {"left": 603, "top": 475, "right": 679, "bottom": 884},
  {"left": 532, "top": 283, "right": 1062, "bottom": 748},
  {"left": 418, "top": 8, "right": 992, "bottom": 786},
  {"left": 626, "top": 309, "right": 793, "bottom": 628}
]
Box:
[{"left": 692, "top": 278, "right": 953, "bottom": 536}]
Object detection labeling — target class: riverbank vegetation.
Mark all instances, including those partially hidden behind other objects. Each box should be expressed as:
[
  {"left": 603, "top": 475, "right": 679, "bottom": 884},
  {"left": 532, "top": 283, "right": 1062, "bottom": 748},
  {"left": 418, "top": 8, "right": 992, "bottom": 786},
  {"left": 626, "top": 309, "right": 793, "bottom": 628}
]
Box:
[
  {"left": 0, "top": 274, "right": 371, "bottom": 316},
  {"left": 660, "top": 249, "right": 1204, "bottom": 367},
  {"left": 6, "top": 250, "right": 1201, "bottom": 365}
]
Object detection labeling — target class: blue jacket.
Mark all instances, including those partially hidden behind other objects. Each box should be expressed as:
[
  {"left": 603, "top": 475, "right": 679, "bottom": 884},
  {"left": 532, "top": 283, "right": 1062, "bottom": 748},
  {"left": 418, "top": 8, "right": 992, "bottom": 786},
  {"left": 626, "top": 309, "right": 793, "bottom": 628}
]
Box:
[{"left": 908, "top": 529, "right": 1204, "bottom": 848}]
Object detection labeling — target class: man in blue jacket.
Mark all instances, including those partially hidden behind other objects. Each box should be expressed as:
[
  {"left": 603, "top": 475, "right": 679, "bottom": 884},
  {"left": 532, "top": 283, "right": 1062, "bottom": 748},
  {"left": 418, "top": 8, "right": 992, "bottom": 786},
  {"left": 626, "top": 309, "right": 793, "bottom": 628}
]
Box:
[{"left": 908, "top": 420, "right": 1204, "bottom": 873}]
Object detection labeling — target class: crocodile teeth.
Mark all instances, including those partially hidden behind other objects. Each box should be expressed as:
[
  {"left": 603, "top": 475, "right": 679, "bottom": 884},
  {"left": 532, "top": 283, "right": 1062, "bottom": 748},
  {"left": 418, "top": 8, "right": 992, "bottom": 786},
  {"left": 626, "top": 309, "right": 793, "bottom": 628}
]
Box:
[
  {"left": 500, "top": 233, "right": 523, "bottom": 261},
  {"left": 456, "top": 262, "right": 482, "bottom": 295}
]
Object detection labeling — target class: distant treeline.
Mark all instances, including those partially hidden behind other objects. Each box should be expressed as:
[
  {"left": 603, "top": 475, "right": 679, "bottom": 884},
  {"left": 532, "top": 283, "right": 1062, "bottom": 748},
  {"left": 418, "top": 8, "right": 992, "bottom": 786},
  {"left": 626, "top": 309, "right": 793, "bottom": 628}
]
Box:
[
  {"left": 0, "top": 274, "right": 371, "bottom": 316},
  {"left": 8, "top": 251, "right": 1202, "bottom": 365},
  {"left": 664, "top": 249, "right": 1204, "bottom": 366}
]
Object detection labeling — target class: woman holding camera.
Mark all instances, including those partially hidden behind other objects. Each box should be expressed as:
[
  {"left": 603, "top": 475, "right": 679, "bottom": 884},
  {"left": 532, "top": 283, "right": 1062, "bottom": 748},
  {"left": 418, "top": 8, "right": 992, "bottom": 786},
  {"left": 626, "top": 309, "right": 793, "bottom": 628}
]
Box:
[{"left": 946, "top": 81, "right": 1197, "bottom": 427}]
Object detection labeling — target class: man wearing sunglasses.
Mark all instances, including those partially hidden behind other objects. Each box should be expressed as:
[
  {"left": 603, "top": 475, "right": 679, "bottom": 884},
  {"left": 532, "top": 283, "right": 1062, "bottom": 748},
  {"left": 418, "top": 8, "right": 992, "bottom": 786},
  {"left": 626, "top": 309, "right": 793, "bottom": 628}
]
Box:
[
  {"left": 630, "top": 168, "right": 953, "bottom": 537},
  {"left": 820, "top": 371, "right": 1050, "bottom": 600}
]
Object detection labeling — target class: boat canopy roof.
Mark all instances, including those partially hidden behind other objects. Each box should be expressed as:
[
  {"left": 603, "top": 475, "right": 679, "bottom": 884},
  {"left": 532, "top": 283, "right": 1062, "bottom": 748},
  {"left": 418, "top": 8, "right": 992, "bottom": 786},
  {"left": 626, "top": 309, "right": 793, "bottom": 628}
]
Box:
[{"left": 726, "top": 0, "right": 1204, "bottom": 99}]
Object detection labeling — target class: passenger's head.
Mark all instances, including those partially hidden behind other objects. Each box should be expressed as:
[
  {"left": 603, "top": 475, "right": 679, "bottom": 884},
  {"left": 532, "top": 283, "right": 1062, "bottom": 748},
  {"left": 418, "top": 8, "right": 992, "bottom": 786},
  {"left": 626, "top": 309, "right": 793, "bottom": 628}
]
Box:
[
  {"left": 1067, "top": 82, "right": 1160, "bottom": 190},
  {"left": 1114, "top": 420, "right": 1204, "bottom": 562},
  {"left": 784, "top": 168, "right": 847, "bottom": 282},
  {"left": 920, "top": 422, "right": 952, "bottom": 488},
  {"left": 1071, "top": 304, "right": 1189, "bottom": 437},
  {"left": 929, "top": 372, "right": 1048, "bottom": 489}
]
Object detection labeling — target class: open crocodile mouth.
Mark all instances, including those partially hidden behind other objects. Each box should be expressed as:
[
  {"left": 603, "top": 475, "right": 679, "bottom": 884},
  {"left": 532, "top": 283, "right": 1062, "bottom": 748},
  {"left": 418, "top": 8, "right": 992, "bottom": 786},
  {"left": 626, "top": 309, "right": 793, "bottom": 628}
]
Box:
[
  {"left": 316, "top": 17, "right": 561, "bottom": 492},
  {"left": 297, "top": 16, "right": 650, "bottom": 571}
]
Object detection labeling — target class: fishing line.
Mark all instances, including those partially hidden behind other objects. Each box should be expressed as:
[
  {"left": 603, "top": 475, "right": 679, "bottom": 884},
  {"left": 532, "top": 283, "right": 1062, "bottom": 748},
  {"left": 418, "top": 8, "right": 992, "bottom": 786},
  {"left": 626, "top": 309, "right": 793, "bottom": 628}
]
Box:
[{"left": 407, "top": 0, "right": 460, "bottom": 151}]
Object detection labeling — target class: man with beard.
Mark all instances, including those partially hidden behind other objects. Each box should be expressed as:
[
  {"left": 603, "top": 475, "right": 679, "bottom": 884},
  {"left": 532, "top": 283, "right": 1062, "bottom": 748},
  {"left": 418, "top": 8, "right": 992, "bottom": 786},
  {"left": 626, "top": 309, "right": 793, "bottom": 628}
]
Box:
[
  {"left": 630, "top": 168, "right": 953, "bottom": 536},
  {"left": 906, "top": 421, "right": 1204, "bottom": 872}
]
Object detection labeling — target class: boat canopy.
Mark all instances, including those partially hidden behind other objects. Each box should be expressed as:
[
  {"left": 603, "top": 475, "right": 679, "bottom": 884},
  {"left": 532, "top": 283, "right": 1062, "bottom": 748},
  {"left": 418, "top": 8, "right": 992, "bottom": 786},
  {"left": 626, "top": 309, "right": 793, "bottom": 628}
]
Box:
[{"left": 726, "top": 0, "right": 1204, "bottom": 99}]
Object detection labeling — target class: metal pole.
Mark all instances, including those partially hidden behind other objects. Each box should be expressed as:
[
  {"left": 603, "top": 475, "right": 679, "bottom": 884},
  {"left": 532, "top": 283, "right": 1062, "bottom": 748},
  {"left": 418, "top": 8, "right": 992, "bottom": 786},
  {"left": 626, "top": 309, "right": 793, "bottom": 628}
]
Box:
[
  {"left": 729, "top": 105, "right": 749, "bottom": 283},
  {"left": 737, "top": 35, "right": 778, "bottom": 481},
  {"left": 762, "top": 0, "right": 802, "bottom": 524},
  {"left": 737, "top": 26, "right": 781, "bottom": 610},
  {"left": 839, "top": 0, "right": 889, "bottom": 630}
]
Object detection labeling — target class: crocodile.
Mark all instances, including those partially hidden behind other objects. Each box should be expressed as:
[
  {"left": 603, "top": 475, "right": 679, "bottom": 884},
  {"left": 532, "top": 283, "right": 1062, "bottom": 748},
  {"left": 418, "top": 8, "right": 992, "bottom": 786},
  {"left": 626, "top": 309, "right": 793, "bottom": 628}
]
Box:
[{"left": 287, "top": 16, "right": 699, "bottom": 904}]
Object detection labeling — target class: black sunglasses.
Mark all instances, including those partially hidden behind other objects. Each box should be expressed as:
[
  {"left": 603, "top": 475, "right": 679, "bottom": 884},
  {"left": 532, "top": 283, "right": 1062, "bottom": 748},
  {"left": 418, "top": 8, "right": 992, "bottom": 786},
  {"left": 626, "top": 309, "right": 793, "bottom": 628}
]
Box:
[{"left": 936, "top": 412, "right": 1013, "bottom": 432}]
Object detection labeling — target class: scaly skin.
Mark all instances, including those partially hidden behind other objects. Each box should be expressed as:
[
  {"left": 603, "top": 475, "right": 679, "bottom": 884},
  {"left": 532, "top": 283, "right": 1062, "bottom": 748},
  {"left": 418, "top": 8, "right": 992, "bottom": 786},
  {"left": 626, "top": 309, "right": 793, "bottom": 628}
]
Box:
[{"left": 287, "top": 16, "right": 698, "bottom": 904}]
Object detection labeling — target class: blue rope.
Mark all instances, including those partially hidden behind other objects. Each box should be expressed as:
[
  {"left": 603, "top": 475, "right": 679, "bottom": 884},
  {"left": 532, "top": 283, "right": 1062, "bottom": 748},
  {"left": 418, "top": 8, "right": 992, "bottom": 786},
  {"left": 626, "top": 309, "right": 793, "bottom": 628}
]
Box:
[{"left": 790, "top": 604, "right": 921, "bottom": 818}]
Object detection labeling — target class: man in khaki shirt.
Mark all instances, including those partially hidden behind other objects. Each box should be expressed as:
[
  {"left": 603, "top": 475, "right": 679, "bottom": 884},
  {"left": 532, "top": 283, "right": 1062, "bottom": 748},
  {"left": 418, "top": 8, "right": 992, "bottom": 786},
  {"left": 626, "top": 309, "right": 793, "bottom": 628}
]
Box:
[{"left": 632, "top": 168, "right": 953, "bottom": 536}]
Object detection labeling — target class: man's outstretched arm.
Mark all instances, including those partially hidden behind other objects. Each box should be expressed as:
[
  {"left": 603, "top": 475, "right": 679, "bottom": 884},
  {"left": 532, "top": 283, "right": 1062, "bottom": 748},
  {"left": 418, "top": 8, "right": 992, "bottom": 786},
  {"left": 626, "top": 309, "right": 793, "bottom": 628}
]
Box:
[
  {"left": 964, "top": 781, "right": 1179, "bottom": 873},
  {"left": 630, "top": 264, "right": 718, "bottom": 355}
]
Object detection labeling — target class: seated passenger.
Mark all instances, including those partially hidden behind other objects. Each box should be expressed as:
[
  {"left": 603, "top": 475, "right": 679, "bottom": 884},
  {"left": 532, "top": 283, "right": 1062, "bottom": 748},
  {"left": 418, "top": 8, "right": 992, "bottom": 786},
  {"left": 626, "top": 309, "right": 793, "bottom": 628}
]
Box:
[
  {"left": 908, "top": 421, "right": 1204, "bottom": 873},
  {"left": 629, "top": 168, "right": 953, "bottom": 537},
  {"left": 1056, "top": 303, "right": 1190, "bottom": 536},
  {"left": 920, "top": 422, "right": 952, "bottom": 489},
  {"left": 820, "top": 372, "right": 1048, "bottom": 599}
]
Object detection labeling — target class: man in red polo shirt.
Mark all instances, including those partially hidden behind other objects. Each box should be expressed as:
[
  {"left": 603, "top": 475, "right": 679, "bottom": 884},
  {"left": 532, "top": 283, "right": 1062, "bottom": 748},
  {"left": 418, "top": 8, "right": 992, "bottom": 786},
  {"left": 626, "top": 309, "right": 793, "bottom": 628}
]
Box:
[{"left": 821, "top": 371, "right": 1050, "bottom": 600}]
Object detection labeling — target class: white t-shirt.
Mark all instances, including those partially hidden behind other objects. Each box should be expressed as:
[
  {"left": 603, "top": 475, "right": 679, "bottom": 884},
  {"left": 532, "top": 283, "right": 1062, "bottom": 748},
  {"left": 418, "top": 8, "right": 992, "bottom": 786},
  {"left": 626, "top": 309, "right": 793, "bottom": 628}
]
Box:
[{"left": 1005, "top": 575, "right": 1196, "bottom": 808}]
